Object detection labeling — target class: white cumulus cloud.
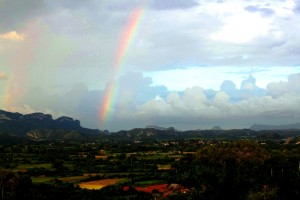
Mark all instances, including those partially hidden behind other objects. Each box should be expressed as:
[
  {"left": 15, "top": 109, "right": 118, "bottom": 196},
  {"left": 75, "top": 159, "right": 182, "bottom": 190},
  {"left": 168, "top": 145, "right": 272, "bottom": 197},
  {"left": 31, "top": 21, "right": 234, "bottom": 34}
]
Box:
[{"left": 0, "top": 31, "right": 25, "bottom": 41}]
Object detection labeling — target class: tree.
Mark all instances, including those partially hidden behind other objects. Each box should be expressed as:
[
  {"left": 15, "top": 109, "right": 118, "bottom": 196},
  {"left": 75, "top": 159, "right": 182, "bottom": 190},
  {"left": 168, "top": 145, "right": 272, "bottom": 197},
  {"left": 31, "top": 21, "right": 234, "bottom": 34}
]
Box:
[
  {"left": 194, "top": 141, "right": 271, "bottom": 199},
  {"left": 0, "top": 170, "right": 32, "bottom": 199}
]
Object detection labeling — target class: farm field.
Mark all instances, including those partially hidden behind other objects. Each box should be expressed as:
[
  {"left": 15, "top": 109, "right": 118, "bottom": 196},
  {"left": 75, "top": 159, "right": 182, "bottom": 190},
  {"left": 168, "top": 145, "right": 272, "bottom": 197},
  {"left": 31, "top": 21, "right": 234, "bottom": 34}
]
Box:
[
  {"left": 1, "top": 137, "right": 300, "bottom": 199},
  {"left": 78, "top": 178, "right": 124, "bottom": 190}
]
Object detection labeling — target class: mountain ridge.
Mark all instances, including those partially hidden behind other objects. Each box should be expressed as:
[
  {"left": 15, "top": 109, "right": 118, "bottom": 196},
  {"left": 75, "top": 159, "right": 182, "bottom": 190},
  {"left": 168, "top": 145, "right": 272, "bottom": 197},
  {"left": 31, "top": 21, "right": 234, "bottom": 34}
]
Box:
[
  {"left": 0, "top": 109, "right": 102, "bottom": 139},
  {"left": 1, "top": 110, "right": 300, "bottom": 141},
  {"left": 250, "top": 122, "right": 300, "bottom": 131}
]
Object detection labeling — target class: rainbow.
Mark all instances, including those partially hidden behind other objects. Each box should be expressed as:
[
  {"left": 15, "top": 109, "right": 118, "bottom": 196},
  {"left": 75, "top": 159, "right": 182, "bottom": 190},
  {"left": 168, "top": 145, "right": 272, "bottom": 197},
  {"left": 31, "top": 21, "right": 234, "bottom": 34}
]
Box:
[
  {"left": 3, "top": 21, "right": 39, "bottom": 110},
  {"left": 99, "top": 4, "right": 146, "bottom": 125}
]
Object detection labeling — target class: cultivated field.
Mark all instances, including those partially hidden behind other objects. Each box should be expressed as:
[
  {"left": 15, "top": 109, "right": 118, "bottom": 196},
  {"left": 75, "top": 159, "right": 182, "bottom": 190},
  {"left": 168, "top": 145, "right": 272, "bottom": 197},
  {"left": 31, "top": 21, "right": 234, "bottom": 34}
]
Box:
[{"left": 78, "top": 178, "right": 124, "bottom": 190}]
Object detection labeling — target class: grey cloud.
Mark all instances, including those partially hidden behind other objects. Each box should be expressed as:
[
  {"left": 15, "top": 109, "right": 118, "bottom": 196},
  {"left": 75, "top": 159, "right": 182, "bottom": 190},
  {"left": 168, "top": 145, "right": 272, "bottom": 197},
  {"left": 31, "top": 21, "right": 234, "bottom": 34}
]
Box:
[
  {"left": 22, "top": 83, "right": 88, "bottom": 115},
  {"left": 266, "top": 81, "right": 288, "bottom": 98},
  {"left": 0, "top": 0, "right": 45, "bottom": 30},
  {"left": 17, "top": 83, "right": 102, "bottom": 129},
  {"left": 220, "top": 80, "right": 241, "bottom": 102},
  {"left": 0, "top": 0, "right": 113, "bottom": 32},
  {"left": 240, "top": 76, "right": 265, "bottom": 95},
  {"left": 77, "top": 90, "right": 103, "bottom": 129},
  {"left": 219, "top": 76, "right": 266, "bottom": 102},
  {"left": 44, "top": 0, "right": 97, "bottom": 10},
  {"left": 77, "top": 72, "right": 168, "bottom": 130},
  {"left": 241, "top": 75, "right": 257, "bottom": 90},
  {"left": 18, "top": 71, "right": 169, "bottom": 131},
  {"left": 39, "top": 0, "right": 295, "bottom": 71},
  {"left": 288, "top": 73, "right": 300, "bottom": 92},
  {"left": 240, "top": 75, "right": 266, "bottom": 98},
  {"left": 267, "top": 73, "right": 300, "bottom": 98},
  {"left": 245, "top": 5, "right": 275, "bottom": 17},
  {"left": 294, "top": 0, "right": 300, "bottom": 14},
  {"left": 130, "top": 28, "right": 208, "bottom": 70},
  {"left": 149, "top": 0, "right": 198, "bottom": 10},
  {"left": 8, "top": 70, "right": 300, "bottom": 132},
  {"left": 209, "top": 19, "right": 300, "bottom": 66},
  {"left": 128, "top": 72, "right": 300, "bottom": 131},
  {"left": 3, "top": 0, "right": 300, "bottom": 131},
  {"left": 118, "top": 72, "right": 168, "bottom": 106},
  {"left": 267, "top": 17, "right": 300, "bottom": 63},
  {"left": 204, "top": 89, "right": 217, "bottom": 101},
  {"left": 221, "top": 80, "right": 236, "bottom": 91}
]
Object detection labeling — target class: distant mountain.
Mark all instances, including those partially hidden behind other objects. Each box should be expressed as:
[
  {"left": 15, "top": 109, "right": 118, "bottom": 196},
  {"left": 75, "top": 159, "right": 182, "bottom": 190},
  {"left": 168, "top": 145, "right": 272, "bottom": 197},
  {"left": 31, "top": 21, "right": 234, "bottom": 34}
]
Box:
[
  {"left": 145, "top": 125, "right": 177, "bottom": 131},
  {"left": 111, "top": 127, "right": 178, "bottom": 139},
  {"left": 110, "top": 128, "right": 267, "bottom": 140},
  {"left": 2, "top": 109, "right": 300, "bottom": 141},
  {"left": 211, "top": 126, "right": 222, "bottom": 130},
  {"left": 0, "top": 110, "right": 103, "bottom": 139},
  {"left": 250, "top": 122, "right": 300, "bottom": 131},
  {"left": 145, "top": 125, "right": 167, "bottom": 130}
]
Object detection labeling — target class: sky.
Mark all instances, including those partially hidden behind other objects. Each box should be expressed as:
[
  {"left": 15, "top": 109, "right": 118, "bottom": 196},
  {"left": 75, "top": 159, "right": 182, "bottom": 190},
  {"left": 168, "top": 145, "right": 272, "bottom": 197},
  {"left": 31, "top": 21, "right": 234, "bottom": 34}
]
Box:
[{"left": 1, "top": 0, "right": 300, "bottom": 131}]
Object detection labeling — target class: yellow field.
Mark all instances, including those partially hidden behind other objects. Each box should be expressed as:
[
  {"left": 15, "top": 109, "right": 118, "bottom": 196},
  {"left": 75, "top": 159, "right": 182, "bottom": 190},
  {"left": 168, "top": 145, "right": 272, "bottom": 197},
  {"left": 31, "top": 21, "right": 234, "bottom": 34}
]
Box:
[
  {"left": 78, "top": 178, "right": 123, "bottom": 190},
  {"left": 157, "top": 164, "right": 172, "bottom": 170},
  {"left": 95, "top": 155, "right": 108, "bottom": 159}
]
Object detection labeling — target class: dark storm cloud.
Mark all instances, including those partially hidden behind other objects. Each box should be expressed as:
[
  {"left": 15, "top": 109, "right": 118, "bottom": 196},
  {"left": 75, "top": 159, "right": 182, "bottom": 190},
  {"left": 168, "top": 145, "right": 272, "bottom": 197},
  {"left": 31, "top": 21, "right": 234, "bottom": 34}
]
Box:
[
  {"left": 150, "top": 0, "right": 198, "bottom": 10},
  {"left": 0, "top": 0, "right": 45, "bottom": 30},
  {"left": 245, "top": 5, "right": 275, "bottom": 17}
]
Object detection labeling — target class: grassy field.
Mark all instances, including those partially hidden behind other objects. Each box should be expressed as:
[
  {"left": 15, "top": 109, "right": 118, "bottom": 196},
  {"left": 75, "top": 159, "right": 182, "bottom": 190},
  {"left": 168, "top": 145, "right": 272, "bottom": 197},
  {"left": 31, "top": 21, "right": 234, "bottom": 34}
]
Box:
[
  {"left": 16, "top": 163, "right": 52, "bottom": 169},
  {"left": 31, "top": 176, "right": 55, "bottom": 183},
  {"left": 30, "top": 174, "right": 102, "bottom": 184},
  {"left": 12, "top": 163, "right": 53, "bottom": 173},
  {"left": 134, "top": 180, "right": 167, "bottom": 186}
]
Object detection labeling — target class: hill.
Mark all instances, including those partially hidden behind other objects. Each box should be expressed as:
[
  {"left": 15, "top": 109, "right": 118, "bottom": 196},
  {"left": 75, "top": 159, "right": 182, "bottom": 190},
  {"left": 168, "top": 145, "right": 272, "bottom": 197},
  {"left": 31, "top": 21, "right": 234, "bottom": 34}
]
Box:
[
  {"left": 250, "top": 122, "right": 300, "bottom": 131},
  {"left": 0, "top": 110, "right": 102, "bottom": 140},
  {"left": 211, "top": 126, "right": 222, "bottom": 130},
  {"left": 1, "top": 109, "right": 300, "bottom": 141}
]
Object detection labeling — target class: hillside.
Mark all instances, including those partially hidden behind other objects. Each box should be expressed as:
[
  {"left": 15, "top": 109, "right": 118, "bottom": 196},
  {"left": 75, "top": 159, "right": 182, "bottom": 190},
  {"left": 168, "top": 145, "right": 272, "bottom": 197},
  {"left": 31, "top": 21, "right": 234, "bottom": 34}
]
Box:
[
  {"left": 0, "top": 110, "right": 102, "bottom": 140},
  {"left": 250, "top": 122, "right": 300, "bottom": 131},
  {"left": 1, "top": 110, "right": 300, "bottom": 141}
]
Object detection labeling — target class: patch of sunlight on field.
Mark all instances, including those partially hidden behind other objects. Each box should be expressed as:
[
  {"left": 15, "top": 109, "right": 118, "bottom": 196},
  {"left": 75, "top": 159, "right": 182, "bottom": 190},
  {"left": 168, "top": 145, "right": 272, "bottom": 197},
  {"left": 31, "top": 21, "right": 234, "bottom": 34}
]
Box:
[
  {"left": 78, "top": 178, "right": 124, "bottom": 190},
  {"left": 157, "top": 164, "right": 172, "bottom": 170}
]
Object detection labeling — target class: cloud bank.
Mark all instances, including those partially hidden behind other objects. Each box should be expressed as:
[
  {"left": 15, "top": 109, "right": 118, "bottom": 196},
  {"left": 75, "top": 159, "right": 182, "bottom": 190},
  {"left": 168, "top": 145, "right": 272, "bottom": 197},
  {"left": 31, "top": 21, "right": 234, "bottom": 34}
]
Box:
[
  {"left": 0, "top": 0, "right": 300, "bottom": 131},
  {"left": 4, "top": 70, "right": 300, "bottom": 131}
]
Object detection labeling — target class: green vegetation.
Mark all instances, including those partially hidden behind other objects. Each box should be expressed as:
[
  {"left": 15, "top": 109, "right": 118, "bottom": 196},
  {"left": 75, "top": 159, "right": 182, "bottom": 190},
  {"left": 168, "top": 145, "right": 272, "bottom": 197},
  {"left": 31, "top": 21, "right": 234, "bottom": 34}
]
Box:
[
  {"left": 31, "top": 176, "right": 55, "bottom": 184},
  {"left": 0, "top": 135, "right": 300, "bottom": 199},
  {"left": 134, "top": 180, "right": 166, "bottom": 186}
]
